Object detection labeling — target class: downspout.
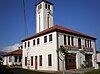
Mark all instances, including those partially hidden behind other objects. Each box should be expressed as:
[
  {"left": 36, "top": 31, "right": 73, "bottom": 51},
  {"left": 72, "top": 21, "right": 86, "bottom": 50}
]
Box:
[
  {"left": 56, "top": 31, "right": 59, "bottom": 70},
  {"left": 94, "top": 40, "right": 98, "bottom": 69}
]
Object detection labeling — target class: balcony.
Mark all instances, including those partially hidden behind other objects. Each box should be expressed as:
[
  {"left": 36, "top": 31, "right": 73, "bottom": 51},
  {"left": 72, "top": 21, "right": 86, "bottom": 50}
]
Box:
[
  {"left": 64, "top": 45, "right": 93, "bottom": 52},
  {"left": 64, "top": 45, "right": 78, "bottom": 51},
  {"left": 79, "top": 45, "right": 93, "bottom": 52}
]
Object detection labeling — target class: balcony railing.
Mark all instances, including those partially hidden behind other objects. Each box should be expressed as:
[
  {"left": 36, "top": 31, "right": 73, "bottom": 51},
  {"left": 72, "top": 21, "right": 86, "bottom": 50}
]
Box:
[
  {"left": 64, "top": 45, "right": 93, "bottom": 52},
  {"left": 64, "top": 45, "right": 78, "bottom": 51}
]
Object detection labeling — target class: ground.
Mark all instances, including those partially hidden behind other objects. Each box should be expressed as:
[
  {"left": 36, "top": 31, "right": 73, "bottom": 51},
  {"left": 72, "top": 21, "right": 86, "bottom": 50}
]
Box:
[{"left": 0, "top": 65, "right": 100, "bottom": 74}]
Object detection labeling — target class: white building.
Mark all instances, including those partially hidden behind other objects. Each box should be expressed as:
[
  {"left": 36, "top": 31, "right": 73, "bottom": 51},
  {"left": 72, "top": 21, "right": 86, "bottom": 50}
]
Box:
[
  {"left": 3, "top": 49, "right": 22, "bottom": 66},
  {"left": 22, "top": 0, "right": 97, "bottom": 71}
]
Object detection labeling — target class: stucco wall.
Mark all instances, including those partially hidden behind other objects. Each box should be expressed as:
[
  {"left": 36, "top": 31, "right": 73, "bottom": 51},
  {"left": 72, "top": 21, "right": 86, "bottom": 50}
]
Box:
[{"left": 22, "top": 31, "right": 58, "bottom": 71}]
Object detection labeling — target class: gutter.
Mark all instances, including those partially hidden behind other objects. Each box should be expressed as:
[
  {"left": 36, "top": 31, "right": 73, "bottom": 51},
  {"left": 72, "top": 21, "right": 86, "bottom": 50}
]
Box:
[{"left": 56, "top": 31, "right": 59, "bottom": 70}]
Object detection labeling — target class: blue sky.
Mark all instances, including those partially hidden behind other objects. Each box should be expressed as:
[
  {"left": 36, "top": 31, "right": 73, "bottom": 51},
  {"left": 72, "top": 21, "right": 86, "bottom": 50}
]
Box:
[{"left": 0, "top": 0, "right": 100, "bottom": 50}]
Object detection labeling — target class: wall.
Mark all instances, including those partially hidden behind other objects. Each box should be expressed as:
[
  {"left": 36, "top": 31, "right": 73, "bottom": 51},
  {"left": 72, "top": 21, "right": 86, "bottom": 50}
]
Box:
[
  {"left": 57, "top": 32, "right": 95, "bottom": 70},
  {"left": 22, "top": 31, "right": 58, "bottom": 71}
]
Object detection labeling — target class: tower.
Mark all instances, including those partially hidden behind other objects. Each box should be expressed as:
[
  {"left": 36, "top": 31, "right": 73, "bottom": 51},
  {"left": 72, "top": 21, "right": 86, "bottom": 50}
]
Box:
[{"left": 36, "top": 0, "right": 54, "bottom": 33}]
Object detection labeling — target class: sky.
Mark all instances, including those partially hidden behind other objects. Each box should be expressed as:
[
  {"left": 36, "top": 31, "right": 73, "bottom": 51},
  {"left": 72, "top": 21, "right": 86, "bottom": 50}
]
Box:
[{"left": 0, "top": 0, "right": 100, "bottom": 50}]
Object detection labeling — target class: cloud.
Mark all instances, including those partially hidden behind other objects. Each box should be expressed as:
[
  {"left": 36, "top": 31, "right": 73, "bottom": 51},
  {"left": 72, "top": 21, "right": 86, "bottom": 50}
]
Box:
[{"left": 1, "top": 44, "right": 21, "bottom": 52}]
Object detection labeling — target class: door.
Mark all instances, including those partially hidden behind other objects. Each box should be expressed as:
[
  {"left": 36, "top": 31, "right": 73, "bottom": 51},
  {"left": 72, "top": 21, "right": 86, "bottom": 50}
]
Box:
[
  {"left": 85, "top": 54, "right": 92, "bottom": 67},
  {"left": 35, "top": 56, "right": 38, "bottom": 70},
  {"left": 65, "top": 53, "right": 76, "bottom": 70}
]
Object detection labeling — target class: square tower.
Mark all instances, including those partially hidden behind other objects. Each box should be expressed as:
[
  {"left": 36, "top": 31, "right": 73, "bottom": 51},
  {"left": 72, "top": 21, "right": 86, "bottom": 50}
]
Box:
[{"left": 36, "top": 0, "right": 54, "bottom": 33}]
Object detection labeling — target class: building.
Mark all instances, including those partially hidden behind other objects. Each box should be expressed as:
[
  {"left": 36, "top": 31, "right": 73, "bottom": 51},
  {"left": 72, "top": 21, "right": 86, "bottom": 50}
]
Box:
[
  {"left": 22, "top": 0, "right": 97, "bottom": 71},
  {"left": 96, "top": 51, "right": 100, "bottom": 68},
  {"left": 3, "top": 49, "right": 22, "bottom": 66}
]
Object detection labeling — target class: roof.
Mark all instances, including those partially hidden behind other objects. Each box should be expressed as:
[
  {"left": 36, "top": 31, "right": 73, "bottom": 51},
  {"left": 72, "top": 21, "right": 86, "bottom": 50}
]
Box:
[
  {"left": 35, "top": 0, "right": 54, "bottom": 6},
  {"left": 22, "top": 25, "right": 96, "bottom": 42},
  {"left": 2, "top": 49, "right": 22, "bottom": 57}
]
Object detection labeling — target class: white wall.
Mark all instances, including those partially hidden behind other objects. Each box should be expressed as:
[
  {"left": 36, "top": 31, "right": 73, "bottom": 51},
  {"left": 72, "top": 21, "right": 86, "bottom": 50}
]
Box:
[
  {"left": 36, "top": 2, "right": 53, "bottom": 33},
  {"left": 22, "top": 31, "right": 58, "bottom": 71},
  {"left": 57, "top": 32, "right": 96, "bottom": 70},
  {"left": 97, "top": 53, "right": 100, "bottom": 62}
]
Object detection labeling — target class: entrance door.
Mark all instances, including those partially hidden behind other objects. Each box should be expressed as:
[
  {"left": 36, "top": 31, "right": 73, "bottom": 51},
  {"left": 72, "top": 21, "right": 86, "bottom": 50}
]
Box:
[
  {"left": 35, "top": 56, "right": 38, "bottom": 70},
  {"left": 85, "top": 54, "right": 92, "bottom": 67},
  {"left": 65, "top": 53, "right": 76, "bottom": 70}
]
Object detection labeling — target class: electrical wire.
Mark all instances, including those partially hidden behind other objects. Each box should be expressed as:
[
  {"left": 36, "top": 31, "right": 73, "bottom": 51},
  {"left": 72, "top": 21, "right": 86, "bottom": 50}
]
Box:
[{"left": 22, "top": 0, "right": 28, "bottom": 37}]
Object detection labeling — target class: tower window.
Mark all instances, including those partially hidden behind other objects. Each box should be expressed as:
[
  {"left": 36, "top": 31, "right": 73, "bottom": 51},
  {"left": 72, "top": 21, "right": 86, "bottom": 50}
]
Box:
[
  {"left": 39, "top": 15, "right": 40, "bottom": 32},
  {"left": 38, "top": 4, "right": 42, "bottom": 10},
  {"left": 47, "top": 14, "right": 50, "bottom": 28}
]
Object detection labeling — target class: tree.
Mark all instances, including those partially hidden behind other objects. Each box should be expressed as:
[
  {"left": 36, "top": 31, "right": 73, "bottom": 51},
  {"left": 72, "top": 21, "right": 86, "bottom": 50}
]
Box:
[{"left": 59, "top": 45, "right": 68, "bottom": 74}]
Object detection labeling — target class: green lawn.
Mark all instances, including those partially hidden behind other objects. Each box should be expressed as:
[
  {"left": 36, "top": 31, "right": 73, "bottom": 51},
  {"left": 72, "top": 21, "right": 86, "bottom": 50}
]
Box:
[
  {"left": 1, "top": 65, "right": 100, "bottom": 74},
  {"left": 85, "top": 69, "right": 100, "bottom": 74},
  {"left": 0, "top": 65, "right": 53, "bottom": 74}
]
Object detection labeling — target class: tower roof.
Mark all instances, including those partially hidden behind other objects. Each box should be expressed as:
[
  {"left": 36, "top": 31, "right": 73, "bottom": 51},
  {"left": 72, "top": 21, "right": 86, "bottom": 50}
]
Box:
[{"left": 35, "top": 0, "right": 54, "bottom": 6}]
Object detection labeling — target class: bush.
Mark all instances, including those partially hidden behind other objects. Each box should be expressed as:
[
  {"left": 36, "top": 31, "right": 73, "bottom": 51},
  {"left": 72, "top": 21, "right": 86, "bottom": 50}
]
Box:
[{"left": 0, "top": 65, "right": 13, "bottom": 74}]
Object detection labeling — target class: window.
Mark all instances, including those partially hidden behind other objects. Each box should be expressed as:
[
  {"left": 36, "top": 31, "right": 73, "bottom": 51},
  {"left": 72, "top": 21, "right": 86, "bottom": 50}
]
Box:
[
  {"left": 28, "top": 41, "right": 30, "bottom": 47},
  {"left": 47, "top": 14, "right": 50, "bottom": 28},
  {"left": 33, "top": 40, "right": 35, "bottom": 46},
  {"left": 44, "top": 36, "right": 47, "bottom": 43},
  {"left": 71, "top": 36, "right": 74, "bottom": 46},
  {"left": 90, "top": 40, "right": 91, "bottom": 48},
  {"left": 25, "top": 57, "right": 27, "bottom": 66},
  {"left": 49, "top": 34, "right": 52, "bottom": 41},
  {"left": 39, "top": 15, "right": 40, "bottom": 32},
  {"left": 24, "top": 42, "right": 26, "bottom": 48},
  {"left": 31, "top": 56, "right": 33, "bottom": 66},
  {"left": 39, "top": 55, "right": 42, "bottom": 66},
  {"left": 45, "top": 4, "right": 47, "bottom": 9},
  {"left": 64, "top": 35, "right": 66, "bottom": 45},
  {"left": 9, "top": 56, "right": 12, "bottom": 62},
  {"left": 87, "top": 40, "right": 89, "bottom": 48},
  {"left": 68, "top": 36, "right": 70, "bottom": 45},
  {"left": 19, "top": 56, "right": 21, "bottom": 62},
  {"left": 85, "top": 39, "right": 87, "bottom": 47},
  {"left": 15, "top": 56, "right": 17, "bottom": 62},
  {"left": 38, "top": 4, "right": 42, "bottom": 10},
  {"left": 48, "top": 54, "right": 52, "bottom": 66},
  {"left": 37, "top": 38, "right": 40, "bottom": 44},
  {"left": 48, "top": 4, "right": 50, "bottom": 10},
  {"left": 78, "top": 38, "right": 81, "bottom": 49}
]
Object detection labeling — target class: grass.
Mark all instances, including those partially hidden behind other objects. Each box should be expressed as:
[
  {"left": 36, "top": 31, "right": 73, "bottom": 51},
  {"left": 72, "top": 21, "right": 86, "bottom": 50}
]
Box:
[
  {"left": 0, "top": 65, "right": 53, "bottom": 74},
  {"left": 85, "top": 69, "right": 100, "bottom": 74},
  {"left": 1, "top": 65, "right": 100, "bottom": 74}
]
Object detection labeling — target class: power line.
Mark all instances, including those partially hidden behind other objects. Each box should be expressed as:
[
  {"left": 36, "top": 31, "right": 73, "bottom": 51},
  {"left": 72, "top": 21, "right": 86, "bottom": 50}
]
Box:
[{"left": 22, "top": 0, "right": 28, "bottom": 37}]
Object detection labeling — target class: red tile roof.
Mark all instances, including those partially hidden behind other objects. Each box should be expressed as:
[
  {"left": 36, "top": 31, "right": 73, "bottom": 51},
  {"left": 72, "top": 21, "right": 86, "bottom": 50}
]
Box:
[
  {"left": 3, "top": 49, "right": 22, "bottom": 57},
  {"left": 22, "top": 25, "right": 96, "bottom": 42}
]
